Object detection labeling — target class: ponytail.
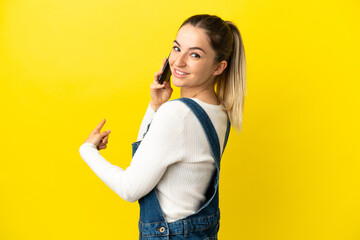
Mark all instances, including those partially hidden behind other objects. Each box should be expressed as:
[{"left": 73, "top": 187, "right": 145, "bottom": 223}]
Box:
[{"left": 216, "top": 22, "right": 247, "bottom": 133}]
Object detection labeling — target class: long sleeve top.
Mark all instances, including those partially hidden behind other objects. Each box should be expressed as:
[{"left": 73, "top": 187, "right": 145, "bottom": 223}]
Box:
[{"left": 79, "top": 98, "right": 229, "bottom": 222}]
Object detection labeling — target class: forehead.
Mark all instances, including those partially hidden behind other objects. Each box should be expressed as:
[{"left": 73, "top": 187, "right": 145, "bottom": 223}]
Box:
[{"left": 175, "top": 24, "right": 212, "bottom": 50}]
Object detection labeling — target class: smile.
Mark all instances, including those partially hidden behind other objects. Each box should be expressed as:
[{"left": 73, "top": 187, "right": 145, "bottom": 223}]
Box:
[{"left": 175, "top": 69, "right": 189, "bottom": 75}]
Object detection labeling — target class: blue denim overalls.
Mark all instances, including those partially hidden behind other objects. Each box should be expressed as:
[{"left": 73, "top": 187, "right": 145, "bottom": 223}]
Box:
[{"left": 131, "top": 98, "right": 231, "bottom": 239}]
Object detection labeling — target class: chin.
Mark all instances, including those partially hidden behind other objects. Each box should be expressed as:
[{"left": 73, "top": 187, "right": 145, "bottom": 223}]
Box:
[{"left": 171, "top": 77, "right": 184, "bottom": 88}]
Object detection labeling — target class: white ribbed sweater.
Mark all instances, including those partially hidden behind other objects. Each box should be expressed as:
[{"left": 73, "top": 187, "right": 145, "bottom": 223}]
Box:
[{"left": 79, "top": 98, "right": 228, "bottom": 222}]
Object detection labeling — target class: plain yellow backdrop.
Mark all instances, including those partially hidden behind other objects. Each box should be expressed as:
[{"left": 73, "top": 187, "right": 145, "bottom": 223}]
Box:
[{"left": 1, "top": 0, "right": 359, "bottom": 239}]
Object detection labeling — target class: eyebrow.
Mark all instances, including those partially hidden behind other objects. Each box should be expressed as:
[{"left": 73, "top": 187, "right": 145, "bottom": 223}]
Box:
[{"left": 173, "top": 40, "right": 207, "bottom": 54}]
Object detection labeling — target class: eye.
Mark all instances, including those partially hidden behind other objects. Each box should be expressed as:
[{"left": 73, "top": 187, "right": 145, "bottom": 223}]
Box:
[
  {"left": 173, "top": 46, "right": 180, "bottom": 52},
  {"left": 191, "top": 53, "right": 201, "bottom": 58}
]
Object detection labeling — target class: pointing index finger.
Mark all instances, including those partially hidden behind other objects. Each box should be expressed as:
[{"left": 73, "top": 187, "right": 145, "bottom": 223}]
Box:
[{"left": 94, "top": 119, "right": 106, "bottom": 132}]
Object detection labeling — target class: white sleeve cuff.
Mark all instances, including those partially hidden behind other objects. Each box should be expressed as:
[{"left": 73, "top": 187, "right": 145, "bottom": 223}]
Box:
[{"left": 80, "top": 142, "right": 97, "bottom": 149}]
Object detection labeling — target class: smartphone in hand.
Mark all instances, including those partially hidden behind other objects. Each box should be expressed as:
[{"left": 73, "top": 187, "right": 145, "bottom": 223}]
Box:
[{"left": 158, "top": 55, "right": 172, "bottom": 84}]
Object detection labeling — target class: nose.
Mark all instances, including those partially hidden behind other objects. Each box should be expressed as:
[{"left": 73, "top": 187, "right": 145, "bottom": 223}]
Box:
[{"left": 173, "top": 52, "right": 186, "bottom": 67}]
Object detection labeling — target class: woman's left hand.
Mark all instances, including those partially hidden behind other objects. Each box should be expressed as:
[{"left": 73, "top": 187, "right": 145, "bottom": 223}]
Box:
[{"left": 83, "top": 119, "right": 111, "bottom": 150}]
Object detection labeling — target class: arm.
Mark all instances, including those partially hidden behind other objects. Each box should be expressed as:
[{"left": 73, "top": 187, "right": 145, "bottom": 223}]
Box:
[
  {"left": 79, "top": 104, "right": 184, "bottom": 202},
  {"left": 136, "top": 103, "right": 155, "bottom": 141},
  {"left": 79, "top": 57, "right": 175, "bottom": 201}
]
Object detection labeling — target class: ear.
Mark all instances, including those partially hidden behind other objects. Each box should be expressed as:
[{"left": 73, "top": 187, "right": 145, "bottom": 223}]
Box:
[{"left": 212, "top": 60, "right": 228, "bottom": 76}]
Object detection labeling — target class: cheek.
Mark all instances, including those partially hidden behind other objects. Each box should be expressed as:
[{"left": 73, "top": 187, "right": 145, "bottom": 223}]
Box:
[
  {"left": 168, "top": 57, "right": 174, "bottom": 73},
  {"left": 169, "top": 55, "right": 175, "bottom": 66},
  {"left": 194, "top": 63, "right": 213, "bottom": 76}
]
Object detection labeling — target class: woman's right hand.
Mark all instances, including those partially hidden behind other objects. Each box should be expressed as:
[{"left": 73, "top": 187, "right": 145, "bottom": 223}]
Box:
[{"left": 150, "top": 57, "right": 173, "bottom": 111}]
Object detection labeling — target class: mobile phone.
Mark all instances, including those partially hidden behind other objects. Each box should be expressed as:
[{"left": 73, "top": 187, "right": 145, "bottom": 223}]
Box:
[{"left": 158, "top": 55, "right": 172, "bottom": 84}]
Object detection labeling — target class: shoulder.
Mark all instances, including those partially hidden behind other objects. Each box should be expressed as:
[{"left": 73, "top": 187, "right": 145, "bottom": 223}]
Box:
[
  {"left": 154, "top": 99, "right": 192, "bottom": 121},
  {"left": 142, "top": 100, "right": 191, "bottom": 143},
  {"left": 144, "top": 99, "right": 191, "bottom": 135}
]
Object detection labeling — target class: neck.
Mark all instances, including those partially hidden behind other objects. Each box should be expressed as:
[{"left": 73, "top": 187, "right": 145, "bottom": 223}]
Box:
[{"left": 180, "top": 85, "right": 220, "bottom": 105}]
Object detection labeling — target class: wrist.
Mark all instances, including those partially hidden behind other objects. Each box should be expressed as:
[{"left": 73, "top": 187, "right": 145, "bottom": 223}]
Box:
[
  {"left": 150, "top": 101, "right": 161, "bottom": 111},
  {"left": 81, "top": 142, "right": 97, "bottom": 149}
]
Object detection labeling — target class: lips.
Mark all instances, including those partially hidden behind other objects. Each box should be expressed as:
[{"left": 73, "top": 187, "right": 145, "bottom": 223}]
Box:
[{"left": 173, "top": 68, "right": 190, "bottom": 78}]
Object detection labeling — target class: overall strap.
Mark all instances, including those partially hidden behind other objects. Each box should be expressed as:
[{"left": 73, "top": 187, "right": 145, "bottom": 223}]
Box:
[
  {"left": 223, "top": 116, "right": 231, "bottom": 153},
  {"left": 177, "top": 98, "right": 230, "bottom": 168}
]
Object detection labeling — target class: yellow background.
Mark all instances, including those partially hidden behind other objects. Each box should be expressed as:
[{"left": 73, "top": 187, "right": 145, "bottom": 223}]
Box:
[{"left": 1, "top": 0, "right": 359, "bottom": 239}]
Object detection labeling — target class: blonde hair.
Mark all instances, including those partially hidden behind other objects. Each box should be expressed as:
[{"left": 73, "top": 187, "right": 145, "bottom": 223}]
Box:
[
  {"left": 216, "top": 22, "right": 246, "bottom": 133},
  {"left": 181, "top": 15, "right": 247, "bottom": 133}
]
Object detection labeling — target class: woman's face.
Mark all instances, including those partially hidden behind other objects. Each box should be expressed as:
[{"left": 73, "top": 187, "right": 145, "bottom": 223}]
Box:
[{"left": 169, "top": 24, "right": 220, "bottom": 90}]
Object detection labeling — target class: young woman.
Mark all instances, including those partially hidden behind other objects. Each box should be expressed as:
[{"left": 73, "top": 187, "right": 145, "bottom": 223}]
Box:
[{"left": 79, "top": 14, "right": 246, "bottom": 239}]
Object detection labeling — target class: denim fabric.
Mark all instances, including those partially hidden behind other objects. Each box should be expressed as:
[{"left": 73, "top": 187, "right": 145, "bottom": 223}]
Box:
[{"left": 131, "top": 98, "right": 231, "bottom": 239}]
